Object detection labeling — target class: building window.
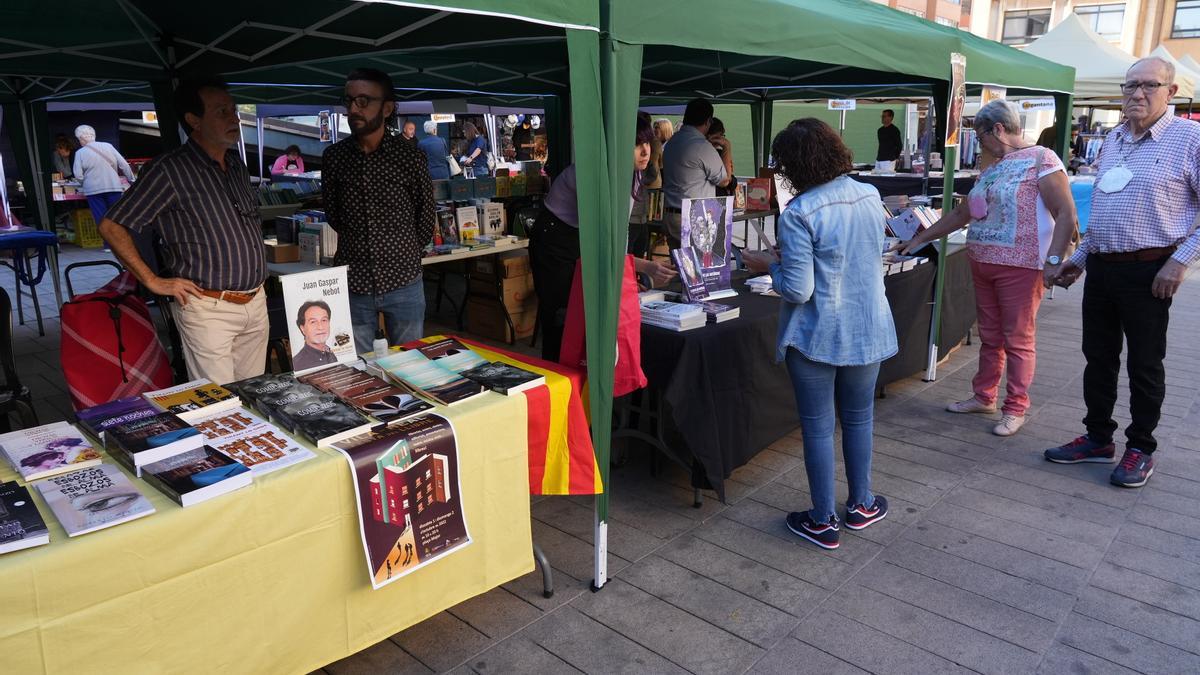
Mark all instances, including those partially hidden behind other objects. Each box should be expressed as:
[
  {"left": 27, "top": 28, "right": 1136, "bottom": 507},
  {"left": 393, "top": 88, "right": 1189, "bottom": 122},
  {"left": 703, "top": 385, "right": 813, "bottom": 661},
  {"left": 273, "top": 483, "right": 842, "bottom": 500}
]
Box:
[
  {"left": 899, "top": 8, "right": 926, "bottom": 18},
  {"left": 1174, "top": 0, "right": 1200, "bottom": 38},
  {"left": 1002, "top": 9, "right": 1052, "bottom": 44},
  {"left": 1076, "top": 4, "right": 1125, "bottom": 40},
  {"left": 936, "top": 16, "right": 957, "bottom": 26}
]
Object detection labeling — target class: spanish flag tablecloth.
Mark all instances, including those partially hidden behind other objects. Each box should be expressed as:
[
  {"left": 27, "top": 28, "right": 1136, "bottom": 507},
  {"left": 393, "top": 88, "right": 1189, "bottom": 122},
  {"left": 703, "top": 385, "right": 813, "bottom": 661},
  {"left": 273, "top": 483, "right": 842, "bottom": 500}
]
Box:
[{"left": 414, "top": 335, "right": 602, "bottom": 496}]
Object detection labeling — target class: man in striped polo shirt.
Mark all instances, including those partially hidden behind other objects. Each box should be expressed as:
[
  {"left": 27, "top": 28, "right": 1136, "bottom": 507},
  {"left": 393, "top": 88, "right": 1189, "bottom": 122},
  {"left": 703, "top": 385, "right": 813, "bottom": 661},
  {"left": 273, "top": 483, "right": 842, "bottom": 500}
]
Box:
[{"left": 99, "top": 78, "right": 268, "bottom": 385}]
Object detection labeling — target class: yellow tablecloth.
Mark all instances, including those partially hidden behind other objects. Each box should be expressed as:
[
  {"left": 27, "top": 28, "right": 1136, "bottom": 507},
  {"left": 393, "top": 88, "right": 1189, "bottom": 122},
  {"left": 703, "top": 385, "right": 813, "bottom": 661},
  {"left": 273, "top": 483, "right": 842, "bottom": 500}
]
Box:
[{"left": 0, "top": 393, "right": 532, "bottom": 675}]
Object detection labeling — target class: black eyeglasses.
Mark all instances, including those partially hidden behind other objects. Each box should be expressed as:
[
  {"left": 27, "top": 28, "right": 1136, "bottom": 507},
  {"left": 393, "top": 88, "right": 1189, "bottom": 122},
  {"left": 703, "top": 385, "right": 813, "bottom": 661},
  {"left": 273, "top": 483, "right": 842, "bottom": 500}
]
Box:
[
  {"left": 342, "top": 95, "right": 383, "bottom": 110},
  {"left": 1121, "top": 81, "right": 1166, "bottom": 95}
]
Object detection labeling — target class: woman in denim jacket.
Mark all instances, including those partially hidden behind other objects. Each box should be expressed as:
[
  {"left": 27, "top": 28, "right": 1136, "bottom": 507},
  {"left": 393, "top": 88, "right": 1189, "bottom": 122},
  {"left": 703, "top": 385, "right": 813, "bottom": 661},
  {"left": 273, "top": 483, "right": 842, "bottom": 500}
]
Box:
[{"left": 744, "top": 119, "right": 898, "bottom": 550}]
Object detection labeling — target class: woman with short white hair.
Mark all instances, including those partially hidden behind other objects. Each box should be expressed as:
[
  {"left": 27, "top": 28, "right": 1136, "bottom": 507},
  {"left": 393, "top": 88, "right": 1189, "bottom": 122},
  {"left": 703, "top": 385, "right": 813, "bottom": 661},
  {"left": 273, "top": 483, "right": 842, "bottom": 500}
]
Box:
[
  {"left": 416, "top": 119, "right": 450, "bottom": 179},
  {"left": 899, "top": 99, "right": 1078, "bottom": 437},
  {"left": 73, "top": 124, "right": 136, "bottom": 226}
]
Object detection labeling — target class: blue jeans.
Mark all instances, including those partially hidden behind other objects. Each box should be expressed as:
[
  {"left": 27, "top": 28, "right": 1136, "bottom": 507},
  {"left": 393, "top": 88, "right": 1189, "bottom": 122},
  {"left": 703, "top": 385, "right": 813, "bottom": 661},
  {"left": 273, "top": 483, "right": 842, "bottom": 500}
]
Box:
[
  {"left": 349, "top": 277, "right": 426, "bottom": 353},
  {"left": 86, "top": 191, "right": 123, "bottom": 225},
  {"left": 785, "top": 349, "right": 880, "bottom": 523}
]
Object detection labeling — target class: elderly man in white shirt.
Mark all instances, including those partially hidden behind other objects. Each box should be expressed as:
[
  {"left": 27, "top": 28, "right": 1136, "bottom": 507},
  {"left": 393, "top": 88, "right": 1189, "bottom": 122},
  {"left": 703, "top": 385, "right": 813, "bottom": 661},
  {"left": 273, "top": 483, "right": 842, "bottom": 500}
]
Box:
[
  {"left": 661, "top": 98, "right": 734, "bottom": 249},
  {"left": 73, "top": 124, "right": 136, "bottom": 226}
]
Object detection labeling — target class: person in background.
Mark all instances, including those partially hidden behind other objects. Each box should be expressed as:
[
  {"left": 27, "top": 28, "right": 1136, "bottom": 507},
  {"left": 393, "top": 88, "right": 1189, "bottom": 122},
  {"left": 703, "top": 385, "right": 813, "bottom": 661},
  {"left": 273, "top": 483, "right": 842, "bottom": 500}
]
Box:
[
  {"left": 1046, "top": 57, "right": 1200, "bottom": 488},
  {"left": 512, "top": 115, "right": 536, "bottom": 161},
  {"left": 707, "top": 117, "right": 736, "bottom": 198},
  {"left": 462, "top": 121, "right": 489, "bottom": 175},
  {"left": 400, "top": 119, "right": 418, "bottom": 147},
  {"left": 899, "top": 100, "right": 1077, "bottom": 437},
  {"left": 417, "top": 120, "right": 451, "bottom": 180},
  {"left": 73, "top": 124, "right": 135, "bottom": 227},
  {"left": 741, "top": 118, "right": 897, "bottom": 550},
  {"left": 52, "top": 135, "right": 74, "bottom": 179},
  {"left": 629, "top": 111, "right": 659, "bottom": 257},
  {"left": 98, "top": 78, "right": 268, "bottom": 385},
  {"left": 323, "top": 68, "right": 436, "bottom": 353},
  {"left": 661, "top": 99, "right": 734, "bottom": 249},
  {"left": 270, "top": 145, "right": 305, "bottom": 175},
  {"left": 653, "top": 118, "right": 674, "bottom": 148},
  {"left": 530, "top": 116, "right": 676, "bottom": 361},
  {"left": 1036, "top": 126, "right": 1058, "bottom": 149},
  {"left": 876, "top": 109, "right": 902, "bottom": 169}
]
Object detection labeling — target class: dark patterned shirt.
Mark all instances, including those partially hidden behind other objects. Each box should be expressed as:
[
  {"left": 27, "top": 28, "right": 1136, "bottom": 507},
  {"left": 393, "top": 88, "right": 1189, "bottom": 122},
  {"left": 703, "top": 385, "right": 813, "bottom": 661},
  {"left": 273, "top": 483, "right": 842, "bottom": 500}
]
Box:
[
  {"left": 322, "top": 133, "right": 437, "bottom": 295},
  {"left": 105, "top": 140, "right": 266, "bottom": 291}
]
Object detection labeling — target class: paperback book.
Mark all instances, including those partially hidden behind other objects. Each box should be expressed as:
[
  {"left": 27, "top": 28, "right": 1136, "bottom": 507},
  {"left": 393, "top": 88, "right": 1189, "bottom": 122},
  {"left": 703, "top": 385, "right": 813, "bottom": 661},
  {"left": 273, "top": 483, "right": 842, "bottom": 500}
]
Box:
[
  {"left": 482, "top": 202, "right": 506, "bottom": 236},
  {"left": 372, "top": 350, "right": 486, "bottom": 406},
  {"left": 458, "top": 361, "right": 545, "bottom": 396},
  {"left": 680, "top": 197, "right": 736, "bottom": 300},
  {"left": 275, "top": 394, "right": 374, "bottom": 447},
  {"left": 105, "top": 412, "right": 205, "bottom": 476},
  {"left": 640, "top": 301, "right": 707, "bottom": 332},
  {"left": 226, "top": 373, "right": 298, "bottom": 408},
  {"left": 190, "top": 408, "right": 315, "bottom": 476},
  {"left": 252, "top": 381, "right": 323, "bottom": 423},
  {"left": 142, "top": 378, "right": 241, "bottom": 422},
  {"left": 0, "top": 480, "right": 49, "bottom": 554},
  {"left": 297, "top": 364, "right": 432, "bottom": 423},
  {"left": 35, "top": 464, "right": 155, "bottom": 537},
  {"left": 744, "top": 177, "right": 773, "bottom": 211},
  {"left": 142, "top": 446, "right": 252, "bottom": 507},
  {"left": 670, "top": 247, "right": 709, "bottom": 302},
  {"left": 0, "top": 422, "right": 102, "bottom": 481},
  {"left": 695, "top": 301, "right": 740, "bottom": 323},
  {"left": 76, "top": 397, "right": 158, "bottom": 442},
  {"left": 455, "top": 206, "right": 480, "bottom": 244}
]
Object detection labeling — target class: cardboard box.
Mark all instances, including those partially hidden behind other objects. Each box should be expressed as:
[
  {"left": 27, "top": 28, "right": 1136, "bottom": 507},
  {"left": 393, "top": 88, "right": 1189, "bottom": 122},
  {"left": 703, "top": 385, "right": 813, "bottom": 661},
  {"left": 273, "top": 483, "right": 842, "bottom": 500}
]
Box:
[
  {"left": 469, "top": 249, "right": 530, "bottom": 281},
  {"left": 450, "top": 178, "right": 473, "bottom": 202},
  {"left": 265, "top": 241, "right": 300, "bottom": 263},
  {"left": 467, "top": 297, "right": 536, "bottom": 342},
  {"left": 470, "top": 273, "right": 536, "bottom": 313}
]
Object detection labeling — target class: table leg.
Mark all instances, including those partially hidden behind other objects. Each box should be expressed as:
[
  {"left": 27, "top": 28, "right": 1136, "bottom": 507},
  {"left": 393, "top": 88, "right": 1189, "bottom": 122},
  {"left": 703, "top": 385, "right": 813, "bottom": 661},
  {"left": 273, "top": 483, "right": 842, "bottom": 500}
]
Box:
[
  {"left": 10, "top": 261, "right": 24, "bottom": 327},
  {"left": 532, "top": 542, "right": 554, "bottom": 599},
  {"left": 48, "top": 245, "right": 64, "bottom": 310},
  {"left": 456, "top": 264, "right": 469, "bottom": 330}
]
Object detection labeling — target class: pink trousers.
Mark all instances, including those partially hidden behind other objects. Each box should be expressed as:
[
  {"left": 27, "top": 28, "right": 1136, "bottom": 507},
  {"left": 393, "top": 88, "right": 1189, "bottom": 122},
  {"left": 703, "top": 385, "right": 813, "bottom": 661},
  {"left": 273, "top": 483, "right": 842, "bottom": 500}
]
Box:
[{"left": 970, "top": 260, "right": 1045, "bottom": 416}]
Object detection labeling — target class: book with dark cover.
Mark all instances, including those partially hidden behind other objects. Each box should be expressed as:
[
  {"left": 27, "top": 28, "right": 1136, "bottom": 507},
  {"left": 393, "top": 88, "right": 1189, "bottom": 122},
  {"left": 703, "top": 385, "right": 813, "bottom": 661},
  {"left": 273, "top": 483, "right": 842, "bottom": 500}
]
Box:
[
  {"left": 359, "top": 391, "right": 434, "bottom": 423},
  {"left": 670, "top": 247, "right": 709, "bottom": 303},
  {"left": 0, "top": 480, "right": 49, "bottom": 554},
  {"left": 0, "top": 422, "right": 102, "bottom": 481},
  {"left": 277, "top": 394, "right": 374, "bottom": 447},
  {"left": 417, "top": 338, "right": 489, "bottom": 373},
  {"left": 254, "top": 382, "right": 323, "bottom": 424},
  {"left": 225, "top": 373, "right": 297, "bottom": 407},
  {"left": 142, "top": 446, "right": 252, "bottom": 507},
  {"left": 459, "top": 361, "right": 546, "bottom": 396},
  {"left": 105, "top": 412, "right": 205, "bottom": 476},
  {"left": 76, "top": 397, "right": 158, "bottom": 442},
  {"left": 35, "top": 464, "right": 155, "bottom": 537}
]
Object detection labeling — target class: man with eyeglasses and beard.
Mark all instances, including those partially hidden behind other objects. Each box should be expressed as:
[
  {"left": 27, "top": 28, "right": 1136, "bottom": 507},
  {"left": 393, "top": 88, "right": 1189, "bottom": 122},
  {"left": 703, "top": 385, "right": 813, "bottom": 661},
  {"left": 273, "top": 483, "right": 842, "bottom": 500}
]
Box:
[
  {"left": 1046, "top": 57, "right": 1200, "bottom": 488},
  {"left": 99, "top": 77, "right": 269, "bottom": 385},
  {"left": 322, "top": 68, "right": 437, "bottom": 353}
]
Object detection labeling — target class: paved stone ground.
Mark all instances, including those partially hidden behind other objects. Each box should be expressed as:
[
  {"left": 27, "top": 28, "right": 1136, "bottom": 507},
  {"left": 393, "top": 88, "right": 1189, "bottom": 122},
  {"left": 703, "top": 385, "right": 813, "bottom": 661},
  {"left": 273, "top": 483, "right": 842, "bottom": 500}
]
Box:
[{"left": 8, "top": 246, "right": 1199, "bottom": 674}]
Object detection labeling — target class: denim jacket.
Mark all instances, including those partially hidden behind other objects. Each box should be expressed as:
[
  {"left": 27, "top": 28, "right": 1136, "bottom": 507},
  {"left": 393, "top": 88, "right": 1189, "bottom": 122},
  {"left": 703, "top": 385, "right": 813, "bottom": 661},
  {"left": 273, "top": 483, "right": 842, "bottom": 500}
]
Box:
[{"left": 769, "top": 175, "right": 898, "bottom": 366}]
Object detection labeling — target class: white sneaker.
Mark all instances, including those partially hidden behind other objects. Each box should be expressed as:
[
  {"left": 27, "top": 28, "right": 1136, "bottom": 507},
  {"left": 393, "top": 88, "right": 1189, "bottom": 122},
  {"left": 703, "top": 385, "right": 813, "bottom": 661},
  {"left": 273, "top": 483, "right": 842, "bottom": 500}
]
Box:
[
  {"left": 946, "top": 397, "right": 997, "bottom": 414},
  {"left": 993, "top": 415, "right": 1025, "bottom": 436}
]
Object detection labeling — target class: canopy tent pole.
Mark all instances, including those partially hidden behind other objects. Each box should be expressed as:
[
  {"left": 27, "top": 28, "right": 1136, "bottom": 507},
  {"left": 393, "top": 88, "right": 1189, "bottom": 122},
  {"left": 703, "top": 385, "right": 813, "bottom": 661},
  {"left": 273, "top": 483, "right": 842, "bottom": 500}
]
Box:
[
  {"left": 14, "top": 98, "right": 63, "bottom": 309},
  {"left": 257, "top": 117, "right": 265, "bottom": 182},
  {"left": 925, "top": 78, "right": 952, "bottom": 381},
  {"left": 150, "top": 80, "right": 185, "bottom": 151},
  {"left": 1053, "top": 92, "right": 1074, "bottom": 166},
  {"left": 0, "top": 107, "right": 8, "bottom": 226}
]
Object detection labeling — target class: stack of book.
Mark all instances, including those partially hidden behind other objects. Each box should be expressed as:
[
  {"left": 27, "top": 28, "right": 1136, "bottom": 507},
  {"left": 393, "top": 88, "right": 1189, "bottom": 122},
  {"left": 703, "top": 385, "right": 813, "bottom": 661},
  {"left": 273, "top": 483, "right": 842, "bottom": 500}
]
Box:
[
  {"left": 141, "top": 446, "right": 252, "bottom": 508},
  {"left": 458, "top": 361, "right": 545, "bottom": 396},
  {"left": 640, "top": 301, "right": 707, "bottom": 332},
  {"left": 228, "top": 373, "right": 374, "bottom": 447},
  {"left": 296, "top": 364, "right": 433, "bottom": 424},
  {"left": 369, "top": 340, "right": 488, "bottom": 406},
  {"left": 696, "top": 301, "right": 740, "bottom": 323},
  {"left": 104, "top": 411, "right": 206, "bottom": 476},
  {"left": 746, "top": 275, "right": 778, "bottom": 296},
  {"left": 142, "top": 378, "right": 242, "bottom": 423},
  {"left": 35, "top": 464, "right": 155, "bottom": 536},
  {"left": 0, "top": 480, "right": 49, "bottom": 554},
  {"left": 190, "top": 407, "right": 316, "bottom": 476},
  {"left": 0, "top": 422, "right": 102, "bottom": 481},
  {"left": 76, "top": 397, "right": 159, "bottom": 443}
]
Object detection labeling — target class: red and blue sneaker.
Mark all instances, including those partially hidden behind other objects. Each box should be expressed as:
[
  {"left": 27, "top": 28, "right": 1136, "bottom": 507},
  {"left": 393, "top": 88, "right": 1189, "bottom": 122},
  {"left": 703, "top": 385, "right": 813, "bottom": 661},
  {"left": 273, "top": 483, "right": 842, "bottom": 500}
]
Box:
[
  {"left": 845, "top": 496, "right": 889, "bottom": 531},
  {"left": 1044, "top": 435, "right": 1116, "bottom": 464},
  {"left": 1111, "top": 448, "right": 1154, "bottom": 488},
  {"left": 785, "top": 511, "right": 841, "bottom": 549}
]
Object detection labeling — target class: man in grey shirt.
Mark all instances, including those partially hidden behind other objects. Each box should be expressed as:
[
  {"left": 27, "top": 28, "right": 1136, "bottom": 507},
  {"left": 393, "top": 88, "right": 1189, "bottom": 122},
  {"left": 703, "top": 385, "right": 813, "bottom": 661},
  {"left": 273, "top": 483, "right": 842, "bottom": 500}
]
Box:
[{"left": 661, "top": 98, "right": 734, "bottom": 249}]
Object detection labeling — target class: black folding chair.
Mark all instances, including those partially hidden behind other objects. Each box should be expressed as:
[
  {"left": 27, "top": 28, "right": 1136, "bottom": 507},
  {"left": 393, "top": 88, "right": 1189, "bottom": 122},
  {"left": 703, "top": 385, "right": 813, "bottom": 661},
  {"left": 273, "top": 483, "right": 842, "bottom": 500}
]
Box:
[{"left": 0, "top": 288, "right": 38, "bottom": 432}]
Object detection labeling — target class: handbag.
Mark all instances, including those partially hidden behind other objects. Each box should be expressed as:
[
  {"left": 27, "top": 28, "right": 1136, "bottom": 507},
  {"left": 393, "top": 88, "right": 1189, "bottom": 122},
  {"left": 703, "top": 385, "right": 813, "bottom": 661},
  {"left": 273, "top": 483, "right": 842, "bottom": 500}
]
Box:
[
  {"left": 447, "top": 155, "right": 463, "bottom": 177},
  {"left": 558, "top": 255, "right": 647, "bottom": 397}
]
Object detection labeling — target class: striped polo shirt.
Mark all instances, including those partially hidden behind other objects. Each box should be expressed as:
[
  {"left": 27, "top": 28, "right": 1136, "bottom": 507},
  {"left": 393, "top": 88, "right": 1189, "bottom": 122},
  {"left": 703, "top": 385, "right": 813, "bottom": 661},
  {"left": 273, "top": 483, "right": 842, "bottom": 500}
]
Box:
[{"left": 106, "top": 140, "right": 266, "bottom": 291}]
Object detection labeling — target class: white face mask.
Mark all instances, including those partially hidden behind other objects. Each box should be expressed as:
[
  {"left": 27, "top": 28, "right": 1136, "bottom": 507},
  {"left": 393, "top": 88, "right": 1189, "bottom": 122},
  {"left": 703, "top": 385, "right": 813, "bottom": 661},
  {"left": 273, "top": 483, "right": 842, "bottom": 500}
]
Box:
[{"left": 1098, "top": 166, "right": 1132, "bottom": 193}]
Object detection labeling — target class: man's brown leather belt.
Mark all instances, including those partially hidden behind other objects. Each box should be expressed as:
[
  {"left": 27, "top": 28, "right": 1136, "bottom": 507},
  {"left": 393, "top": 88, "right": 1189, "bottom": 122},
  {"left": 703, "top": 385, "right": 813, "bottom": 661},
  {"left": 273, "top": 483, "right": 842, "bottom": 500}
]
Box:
[
  {"left": 199, "top": 288, "right": 259, "bottom": 305},
  {"left": 1095, "top": 246, "right": 1177, "bottom": 263}
]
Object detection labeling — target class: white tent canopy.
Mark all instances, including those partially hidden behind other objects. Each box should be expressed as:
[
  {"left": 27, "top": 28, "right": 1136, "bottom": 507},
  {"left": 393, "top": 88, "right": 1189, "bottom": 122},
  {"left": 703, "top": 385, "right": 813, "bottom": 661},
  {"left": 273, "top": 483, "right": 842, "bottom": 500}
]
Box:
[
  {"left": 1149, "top": 45, "right": 1200, "bottom": 99},
  {"left": 1024, "top": 13, "right": 1194, "bottom": 101}
]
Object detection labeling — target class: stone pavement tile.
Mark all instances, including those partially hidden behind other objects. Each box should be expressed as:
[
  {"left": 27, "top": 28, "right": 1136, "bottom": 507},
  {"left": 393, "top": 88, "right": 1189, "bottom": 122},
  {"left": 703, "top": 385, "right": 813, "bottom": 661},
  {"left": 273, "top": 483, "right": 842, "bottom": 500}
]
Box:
[
  {"left": 747, "top": 480, "right": 915, "bottom": 547},
  {"left": 720, "top": 499, "right": 885, "bottom": 569},
  {"left": 1036, "top": 642, "right": 1141, "bottom": 675},
  {"left": 1088, "top": 560, "right": 1200, "bottom": 618},
  {"left": 608, "top": 469, "right": 728, "bottom": 522},
  {"left": 533, "top": 497, "right": 664, "bottom": 562},
  {"left": 1116, "top": 521, "right": 1200, "bottom": 566},
  {"left": 942, "top": 485, "right": 1117, "bottom": 548},
  {"left": 461, "top": 635, "right": 583, "bottom": 674},
  {"left": 962, "top": 471, "right": 1127, "bottom": 524},
  {"left": 792, "top": 608, "right": 974, "bottom": 675},
  {"left": 1154, "top": 450, "right": 1200, "bottom": 483},
  {"left": 690, "top": 517, "right": 853, "bottom": 590},
  {"left": 728, "top": 461, "right": 781, "bottom": 490},
  {"left": 1055, "top": 613, "right": 1200, "bottom": 673},
  {"left": 656, "top": 535, "right": 827, "bottom": 617},
  {"left": 869, "top": 435, "right": 978, "bottom": 475},
  {"left": 873, "top": 420, "right": 994, "bottom": 461},
  {"left": 617, "top": 555, "right": 798, "bottom": 647},
  {"left": 600, "top": 490, "right": 701, "bottom": 541},
  {"left": 866, "top": 452, "right": 964, "bottom": 491},
  {"left": 813, "top": 585, "right": 1041, "bottom": 675},
  {"left": 446, "top": 587, "right": 543, "bottom": 640},
  {"left": 1073, "top": 585, "right": 1200, "bottom": 656},
  {"left": 777, "top": 462, "right": 945, "bottom": 508},
  {"left": 852, "top": 560, "right": 1058, "bottom": 653},
  {"left": 1104, "top": 539, "right": 1200, "bottom": 591},
  {"left": 904, "top": 519, "right": 1091, "bottom": 594},
  {"left": 324, "top": 639, "right": 431, "bottom": 675},
  {"left": 766, "top": 436, "right": 804, "bottom": 459},
  {"left": 390, "top": 611, "right": 492, "bottom": 673},
  {"left": 1129, "top": 502, "right": 1200, "bottom": 540},
  {"left": 1146, "top": 472, "right": 1200, "bottom": 501},
  {"left": 519, "top": 607, "right": 689, "bottom": 675},
  {"left": 572, "top": 579, "right": 763, "bottom": 675},
  {"left": 530, "top": 519, "right": 631, "bottom": 584},
  {"left": 747, "top": 447, "right": 803, "bottom": 473},
  {"left": 924, "top": 500, "right": 1106, "bottom": 569},
  {"left": 976, "top": 455, "right": 1138, "bottom": 509},
  {"left": 748, "top": 636, "right": 869, "bottom": 675},
  {"left": 878, "top": 539, "right": 1075, "bottom": 622},
  {"left": 502, "top": 561, "right": 590, "bottom": 610}
]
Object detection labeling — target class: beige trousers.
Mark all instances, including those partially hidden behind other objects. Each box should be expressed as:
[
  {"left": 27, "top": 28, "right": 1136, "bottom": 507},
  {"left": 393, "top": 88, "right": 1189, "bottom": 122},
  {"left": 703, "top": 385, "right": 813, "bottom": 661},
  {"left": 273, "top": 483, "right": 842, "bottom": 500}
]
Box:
[{"left": 170, "top": 289, "right": 269, "bottom": 385}]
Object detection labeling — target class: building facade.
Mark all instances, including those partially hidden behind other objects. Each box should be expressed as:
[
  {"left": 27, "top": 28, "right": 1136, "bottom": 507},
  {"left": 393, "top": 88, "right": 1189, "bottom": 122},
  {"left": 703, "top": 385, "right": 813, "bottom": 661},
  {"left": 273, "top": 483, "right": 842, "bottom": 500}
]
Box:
[{"left": 869, "top": 0, "right": 974, "bottom": 28}]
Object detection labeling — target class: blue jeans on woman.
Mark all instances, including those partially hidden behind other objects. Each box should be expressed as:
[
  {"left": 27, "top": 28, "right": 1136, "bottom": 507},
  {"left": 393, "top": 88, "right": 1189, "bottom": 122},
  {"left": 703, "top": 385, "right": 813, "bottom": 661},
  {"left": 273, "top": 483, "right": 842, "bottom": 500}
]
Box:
[
  {"left": 349, "top": 276, "right": 426, "bottom": 354},
  {"left": 785, "top": 348, "right": 880, "bottom": 524}
]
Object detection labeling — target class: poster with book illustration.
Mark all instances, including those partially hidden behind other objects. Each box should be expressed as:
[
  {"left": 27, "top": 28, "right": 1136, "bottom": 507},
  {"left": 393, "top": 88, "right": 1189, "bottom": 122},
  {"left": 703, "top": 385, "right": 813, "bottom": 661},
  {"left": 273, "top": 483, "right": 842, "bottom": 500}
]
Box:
[
  {"left": 331, "top": 414, "right": 470, "bottom": 589},
  {"left": 680, "top": 196, "right": 735, "bottom": 299},
  {"left": 280, "top": 265, "right": 356, "bottom": 374},
  {"left": 946, "top": 53, "right": 966, "bottom": 147}
]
